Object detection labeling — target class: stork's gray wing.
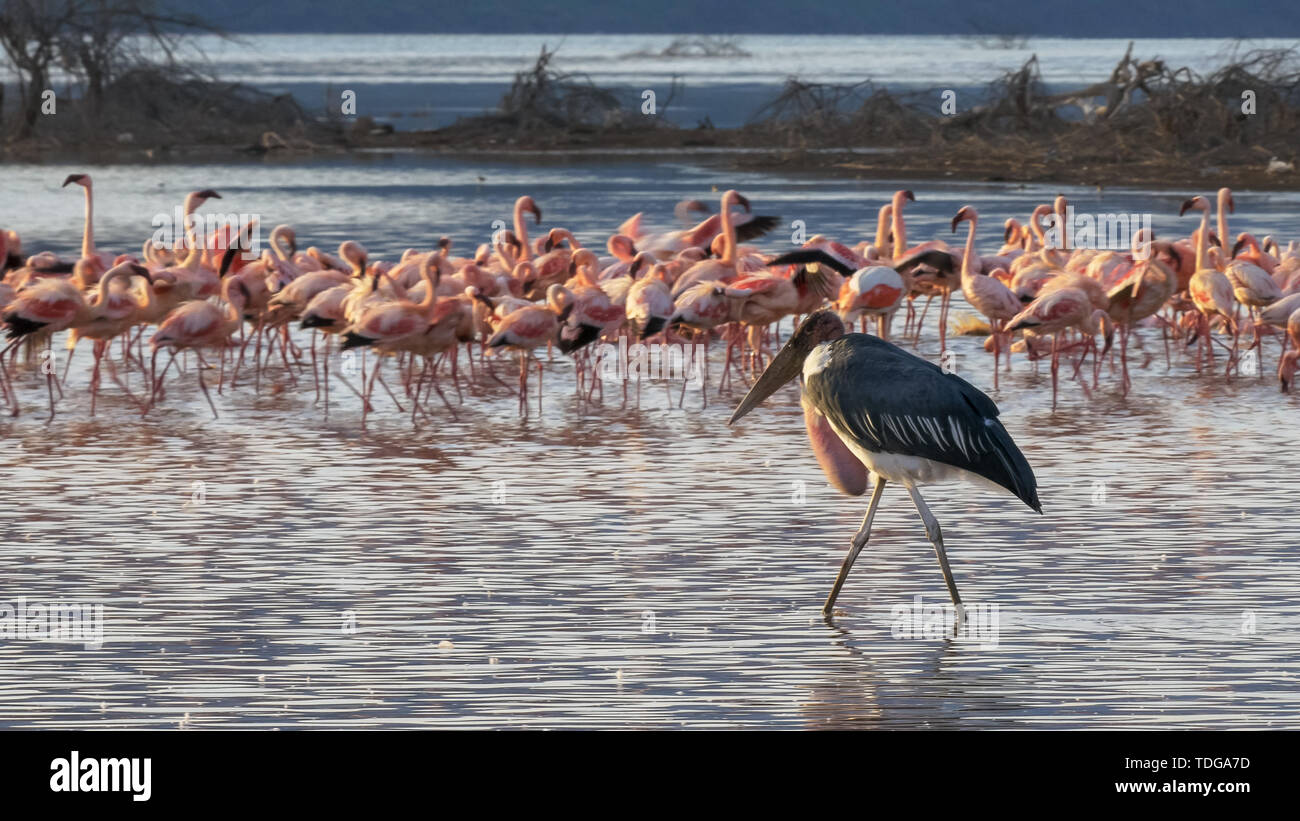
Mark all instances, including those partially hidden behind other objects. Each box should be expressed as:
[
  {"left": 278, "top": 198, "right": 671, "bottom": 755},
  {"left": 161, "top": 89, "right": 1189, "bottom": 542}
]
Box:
[{"left": 805, "top": 334, "right": 1041, "bottom": 512}]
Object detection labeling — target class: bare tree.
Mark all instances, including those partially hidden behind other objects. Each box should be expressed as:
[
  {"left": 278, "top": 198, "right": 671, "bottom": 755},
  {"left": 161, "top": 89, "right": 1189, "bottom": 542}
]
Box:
[
  {"left": 0, "top": 0, "right": 77, "bottom": 137},
  {"left": 0, "top": 0, "right": 219, "bottom": 138}
]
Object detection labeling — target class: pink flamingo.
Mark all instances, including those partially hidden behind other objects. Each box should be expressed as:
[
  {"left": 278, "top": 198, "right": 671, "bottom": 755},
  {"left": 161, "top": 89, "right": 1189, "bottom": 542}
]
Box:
[
  {"left": 486, "top": 285, "right": 566, "bottom": 416},
  {"left": 148, "top": 275, "right": 248, "bottom": 418},
  {"left": 1182, "top": 196, "right": 1238, "bottom": 373},
  {"left": 953, "top": 206, "right": 1021, "bottom": 388},
  {"left": 1006, "top": 286, "right": 1114, "bottom": 409}
]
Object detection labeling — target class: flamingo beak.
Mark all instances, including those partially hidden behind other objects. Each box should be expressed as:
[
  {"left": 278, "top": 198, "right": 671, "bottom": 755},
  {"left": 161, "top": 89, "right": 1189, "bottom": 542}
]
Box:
[
  {"left": 1231, "top": 237, "right": 1248, "bottom": 258},
  {"left": 903, "top": 190, "right": 915, "bottom": 202},
  {"left": 734, "top": 193, "right": 752, "bottom": 213},
  {"left": 62, "top": 174, "right": 87, "bottom": 187},
  {"left": 1179, "top": 199, "right": 1196, "bottom": 216},
  {"left": 197, "top": 189, "right": 222, "bottom": 200}
]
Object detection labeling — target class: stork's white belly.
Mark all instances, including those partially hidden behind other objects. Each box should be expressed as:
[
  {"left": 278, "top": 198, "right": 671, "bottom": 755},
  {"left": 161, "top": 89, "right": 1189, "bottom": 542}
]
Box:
[{"left": 832, "top": 421, "right": 1006, "bottom": 493}]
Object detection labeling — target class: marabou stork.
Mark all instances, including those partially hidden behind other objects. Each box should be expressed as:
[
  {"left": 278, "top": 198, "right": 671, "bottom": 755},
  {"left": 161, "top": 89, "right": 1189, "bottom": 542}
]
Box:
[{"left": 729, "top": 310, "right": 1041, "bottom": 616}]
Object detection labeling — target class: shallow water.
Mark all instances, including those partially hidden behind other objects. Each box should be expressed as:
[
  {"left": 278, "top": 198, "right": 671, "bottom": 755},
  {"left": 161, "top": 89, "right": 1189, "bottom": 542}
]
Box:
[{"left": 1, "top": 156, "right": 1298, "bottom": 729}]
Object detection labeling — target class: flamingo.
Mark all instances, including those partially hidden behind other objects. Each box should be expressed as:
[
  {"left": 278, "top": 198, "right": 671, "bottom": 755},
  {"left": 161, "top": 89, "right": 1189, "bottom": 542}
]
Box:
[
  {"left": 148, "top": 276, "right": 248, "bottom": 418},
  {"left": 3, "top": 270, "right": 94, "bottom": 417},
  {"left": 486, "top": 284, "right": 567, "bottom": 416},
  {"left": 340, "top": 255, "right": 462, "bottom": 422},
  {"left": 1278, "top": 308, "right": 1300, "bottom": 392},
  {"left": 510, "top": 196, "right": 543, "bottom": 264},
  {"left": 61, "top": 174, "right": 114, "bottom": 279},
  {"left": 1006, "top": 285, "right": 1114, "bottom": 409},
  {"left": 952, "top": 207, "right": 1021, "bottom": 388},
  {"left": 1105, "top": 245, "right": 1178, "bottom": 392},
  {"left": 66, "top": 262, "right": 155, "bottom": 414},
  {"left": 1181, "top": 196, "right": 1238, "bottom": 373},
  {"left": 670, "top": 190, "right": 761, "bottom": 297},
  {"left": 625, "top": 263, "right": 675, "bottom": 340},
  {"left": 728, "top": 310, "right": 1040, "bottom": 616}
]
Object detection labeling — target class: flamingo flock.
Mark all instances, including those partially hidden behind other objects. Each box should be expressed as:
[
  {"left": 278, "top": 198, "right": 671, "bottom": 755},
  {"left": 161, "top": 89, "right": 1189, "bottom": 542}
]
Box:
[{"left": 2, "top": 176, "right": 1299, "bottom": 423}]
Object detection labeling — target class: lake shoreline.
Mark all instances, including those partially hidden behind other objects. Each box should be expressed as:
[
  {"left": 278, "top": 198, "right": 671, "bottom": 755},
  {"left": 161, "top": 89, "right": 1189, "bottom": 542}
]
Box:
[{"left": 6, "top": 128, "right": 1298, "bottom": 192}]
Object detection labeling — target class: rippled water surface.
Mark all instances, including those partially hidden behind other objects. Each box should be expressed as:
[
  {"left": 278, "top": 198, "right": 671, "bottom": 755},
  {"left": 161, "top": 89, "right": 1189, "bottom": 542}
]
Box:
[{"left": 1, "top": 156, "right": 1298, "bottom": 729}]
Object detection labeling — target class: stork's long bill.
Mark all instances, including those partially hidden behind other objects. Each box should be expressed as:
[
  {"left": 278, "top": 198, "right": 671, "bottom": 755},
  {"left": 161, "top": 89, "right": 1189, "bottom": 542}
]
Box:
[{"left": 728, "top": 311, "right": 844, "bottom": 425}]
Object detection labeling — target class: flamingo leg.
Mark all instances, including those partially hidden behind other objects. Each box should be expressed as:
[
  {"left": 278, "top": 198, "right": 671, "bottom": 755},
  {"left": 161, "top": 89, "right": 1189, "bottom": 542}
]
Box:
[
  {"left": 822, "top": 474, "right": 887, "bottom": 617},
  {"left": 1050, "top": 334, "right": 1061, "bottom": 411},
  {"left": 197, "top": 367, "right": 218, "bottom": 419}
]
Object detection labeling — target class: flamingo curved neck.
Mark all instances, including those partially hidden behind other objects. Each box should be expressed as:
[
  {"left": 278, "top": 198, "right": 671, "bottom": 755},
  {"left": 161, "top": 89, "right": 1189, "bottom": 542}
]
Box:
[
  {"left": 1054, "top": 199, "right": 1070, "bottom": 251},
  {"left": 875, "top": 206, "right": 892, "bottom": 256},
  {"left": 271, "top": 229, "right": 293, "bottom": 262},
  {"left": 1195, "top": 208, "right": 1209, "bottom": 272},
  {"left": 719, "top": 196, "right": 737, "bottom": 266},
  {"left": 419, "top": 257, "right": 438, "bottom": 312},
  {"left": 81, "top": 181, "right": 96, "bottom": 260},
  {"left": 91, "top": 266, "right": 129, "bottom": 309},
  {"left": 182, "top": 194, "right": 205, "bottom": 269},
  {"left": 891, "top": 194, "right": 908, "bottom": 257},
  {"left": 961, "top": 216, "right": 977, "bottom": 283},
  {"left": 514, "top": 201, "right": 533, "bottom": 262},
  {"left": 1217, "top": 189, "right": 1231, "bottom": 254}
]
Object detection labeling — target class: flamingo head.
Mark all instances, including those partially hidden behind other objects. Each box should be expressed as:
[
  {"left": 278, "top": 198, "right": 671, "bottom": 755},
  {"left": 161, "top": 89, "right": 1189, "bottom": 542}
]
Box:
[
  {"left": 518, "top": 196, "right": 542, "bottom": 225},
  {"left": 1218, "top": 187, "right": 1235, "bottom": 213},
  {"left": 629, "top": 251, "right": 656, "bottom": 279},
  {"left": 543, "top": 228, "right": 566, "bottom": 252},
  {"left": 1180, "top": 196, "right": 1210, "bottom": 217},
  {"left": 951, "top": 206, "right": 978, "bottom": 232},
  {"left": 606, "top": 234, "right": 637, "bottom": 261},
  {"left": 721, "top": 190, "right": 751, "bottom": 214}
]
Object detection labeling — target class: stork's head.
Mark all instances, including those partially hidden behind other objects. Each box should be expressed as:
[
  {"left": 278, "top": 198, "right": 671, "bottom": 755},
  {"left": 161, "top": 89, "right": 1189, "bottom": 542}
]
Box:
[{"left": 728, "top": 310, "right": 845, "bottom": 425}]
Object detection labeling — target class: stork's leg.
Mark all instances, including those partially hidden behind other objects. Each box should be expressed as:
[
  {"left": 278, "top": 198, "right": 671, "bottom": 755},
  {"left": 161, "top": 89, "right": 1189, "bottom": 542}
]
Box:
[
  {"left": 905, "top": 483, "right": 963, "bottom": 612},
  {"left": 822, "top": 474, "right": 887, "bottom": 617}
]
